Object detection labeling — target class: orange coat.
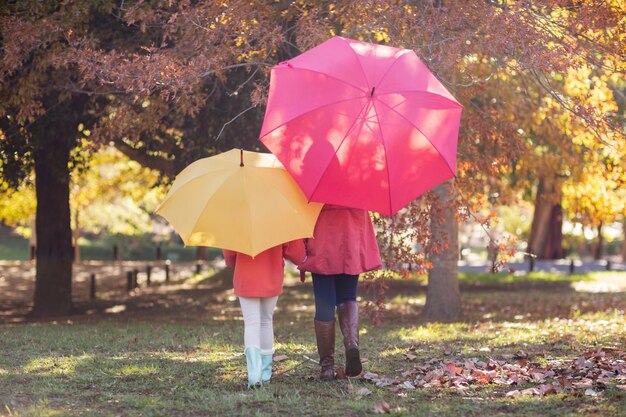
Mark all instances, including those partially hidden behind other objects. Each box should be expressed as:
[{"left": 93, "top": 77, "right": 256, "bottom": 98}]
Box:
[{"left": 223, "top": 240, "right": 306, "bottom": 297}]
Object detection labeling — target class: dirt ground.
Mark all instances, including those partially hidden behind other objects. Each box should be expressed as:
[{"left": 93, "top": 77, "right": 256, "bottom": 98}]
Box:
[{"left": 0, "top": 260, "right": 220, "bottom": 323}]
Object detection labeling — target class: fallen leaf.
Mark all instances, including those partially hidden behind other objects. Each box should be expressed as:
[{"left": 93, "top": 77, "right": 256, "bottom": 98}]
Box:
[
  {"left": 352, "top": 387, "right": 372, "bottom": 398},
  {"left": 505, "top": 389, "right": 521, "bottom": 397},
  {"left": 520, "top": 387, "right": 541, "bottom": 396},
  {"left": 531, "top": 372, "right": 546, "bottom": 382},
  {"left": 445, "top": 362, "right": 462, "bottom": 375},
  {"left": 374, "top": 377, "right": 395, "bottom": 387},
  {"left": 558, "top": 376, "right": 573, "bottom": 389},
  {"left": 400, "top": 381, "right": 416, "bottom": 390},
  {"left": 374, "top": 400, "right": 391, "bottom": 414},
  {"left": 514, "top": 350, "right": 528, "bottom": 359},
  {"left": 471, "top": 369, "right": 492, "bottom": 384},
  {"left": 572, "top": 379, "right": 594, "bottom": 389},
  {"left": 538, "top": 384, "right": 558, "bottom": 395},
  {"left": 362, "top": 372, "right": 379, "bottom": 380}
]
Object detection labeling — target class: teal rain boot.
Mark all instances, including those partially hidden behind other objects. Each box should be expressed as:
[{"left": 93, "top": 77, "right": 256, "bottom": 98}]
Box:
[
  {"left": 261, "top": 349, "right": 273, "bottom": 384},
  {"left": 244, "top": 346, "right": 262, "bottom": 388}
]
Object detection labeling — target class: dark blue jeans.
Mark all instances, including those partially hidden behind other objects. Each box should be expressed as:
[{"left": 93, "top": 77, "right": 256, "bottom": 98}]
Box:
[{"left": 312, "top": 273, "right": 359, "bottom": 321}]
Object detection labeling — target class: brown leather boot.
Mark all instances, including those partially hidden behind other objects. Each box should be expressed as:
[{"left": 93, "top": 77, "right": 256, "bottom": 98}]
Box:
[
  {"left": 337, "top": 301, "right": 362, "bottom": 377},
  {"left": 314, "top": 320, "right": 335, "bottom": 381}
]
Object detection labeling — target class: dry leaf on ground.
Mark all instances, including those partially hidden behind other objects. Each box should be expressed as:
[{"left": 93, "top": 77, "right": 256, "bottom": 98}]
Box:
[{"left": 373, "top": 400, "right": 391, "bottom": 414}]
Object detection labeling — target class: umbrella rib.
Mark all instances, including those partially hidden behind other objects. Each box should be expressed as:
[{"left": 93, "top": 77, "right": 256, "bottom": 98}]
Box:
[
  {"left": 260, "top": 96, "right": 368, "bottom": 140},
  {"left": 340, "top": 36, "right": 374, "bottom": 90},
  {"left": 308, "top": 99, "right": 372, "bottom": 202},
  {"left": 187, "top": 170, "right": 240, "bottom": 245},
  {"left": 372, "top": 49, "right": 412, "bottom": 89},
  {"left": 157, "top": 169, "right": 236, "bottom": 210},
  {"left": 241, "top": 169, "right": 255, "bottom": 256},
  {"left": 376, "top": 90, "right": 462, "bottom": 109},
  {"left": 375, "top": 98, "right": 457, "bottom": 178},
  {"left": 157, "top": 167, "right": 234, "bottom": 212},
  {"left": 370, "top": 100, "right": 394, "bottom": 215}
]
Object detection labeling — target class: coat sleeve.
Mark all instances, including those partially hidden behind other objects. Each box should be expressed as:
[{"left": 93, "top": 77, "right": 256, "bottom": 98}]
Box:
[
  {"left": 222, "top": 249, "right": 237, "bottom": 267},
  {"left": 283, "top": 239, "right": 306, "bottom": 265}
]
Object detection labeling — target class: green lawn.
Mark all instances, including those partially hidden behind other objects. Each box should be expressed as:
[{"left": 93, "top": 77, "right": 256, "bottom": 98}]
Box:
[
  {"left": 0, "top": 230, "right": 212, "bottom": 262},
  {"left": 1, "top": 271, "right": 625, "bottom": 416},
  {"left": 0, "top": 232, "right": 29, "bottom": 261}
]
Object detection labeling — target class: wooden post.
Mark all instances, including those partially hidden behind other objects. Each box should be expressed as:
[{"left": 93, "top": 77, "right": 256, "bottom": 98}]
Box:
[
  {"left": 606, "top": 260, "right": 611, "bottom": 271},
  {"left": 528, "top": 254, "right": 535, "bottom": 272},
  {"left": 133, "top": 269, "right": 139, "bottom": 288},
  {"left": 126, "top": 271, "right": 133, "bottom": 292},
  {"left": 89, "top": 273, "right": 96, "bottom": 299},
  {"left": 146, "top": 265, "right": 152, "bottom": 286},
  {"left": 195, "top": 263, "right": 202, "bottom": 275},
  {"left": 569, "top": 259, "right": 575, "bottom": 274},
  {"left": 165, "top": 261, "right": 170, "bottom": 283}
]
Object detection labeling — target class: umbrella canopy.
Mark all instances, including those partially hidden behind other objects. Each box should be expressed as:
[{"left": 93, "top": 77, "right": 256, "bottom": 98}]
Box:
[
  {"left": 155, "top": 149, "right": 323, "bottom": 257},
  {"left": 260, "top": 36, "right": 462, "bottom": 216}
]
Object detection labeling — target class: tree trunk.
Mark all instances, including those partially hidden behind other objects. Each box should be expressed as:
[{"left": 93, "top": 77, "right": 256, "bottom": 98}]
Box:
[
  {"left": 593, "top": 222, "right": 603, "bottom": 261},
  {"left": 421, "top": 180, "right": 462, "bottom": 322},
  {"left": 29, "top": 100, "right": 79, "bottom": 317},
  {"left": 527, "top": 176, "right": 564, "bottom": 259},
  {"left": 73, "top": 211, "right": 81, "bottom": 263},
  {"left": 622, "top": 219, "right": 626, "bottom": 262},
  {"left": 196, "top": 246, "right": 208, "bottom": 262},
  {"left": 28, "top": 218, "right": 37, "bottom": 260}
]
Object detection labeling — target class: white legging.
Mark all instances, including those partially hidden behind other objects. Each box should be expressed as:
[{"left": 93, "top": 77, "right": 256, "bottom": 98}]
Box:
[{"left": 239, "top": 296, "right": 278, "bottom": 354}]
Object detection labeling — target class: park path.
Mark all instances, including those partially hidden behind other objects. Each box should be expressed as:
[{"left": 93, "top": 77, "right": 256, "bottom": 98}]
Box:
[{"left": 459, "top": 258, "right": 626, "bottom": 274}]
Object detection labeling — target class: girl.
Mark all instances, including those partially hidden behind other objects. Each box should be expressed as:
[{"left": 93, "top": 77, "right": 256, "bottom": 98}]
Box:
[
  {"left": 298, "top": 204, "right": 381, "bottom": 381},
  {"left": 223, "top": 240, "right": 306, "bottom": 388}
]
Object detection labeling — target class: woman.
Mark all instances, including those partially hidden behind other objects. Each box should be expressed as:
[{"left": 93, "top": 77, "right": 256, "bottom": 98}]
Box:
[
  {"left": 223, "top": 240, "right": 306, "bottom": 388},
  {"left": 298, "top": 204, "right": 381, "bottom": 380}
]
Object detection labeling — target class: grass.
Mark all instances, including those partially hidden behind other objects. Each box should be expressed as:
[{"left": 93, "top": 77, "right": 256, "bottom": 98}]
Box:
[
  {"left": 0, "top": 230, "right": 217, "bottom": 262},
  {"left": 0, "top": 232, "right": 29, "bottom": 261},
  {"left": 1, "top": 271, "right": 625, "bottom": 416}
]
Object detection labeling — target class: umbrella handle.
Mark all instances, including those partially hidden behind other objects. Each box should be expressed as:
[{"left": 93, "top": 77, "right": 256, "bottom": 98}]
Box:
[{"left": 240, "top": 149, "right": 244, "bottom": 167}]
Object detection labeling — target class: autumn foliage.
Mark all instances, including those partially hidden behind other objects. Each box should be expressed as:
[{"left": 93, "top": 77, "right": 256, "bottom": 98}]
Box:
[{"left": 1, "top": 1, "right": 624, "bottom": 317}]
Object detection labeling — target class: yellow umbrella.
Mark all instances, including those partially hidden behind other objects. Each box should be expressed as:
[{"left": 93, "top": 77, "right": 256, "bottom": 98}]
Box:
[{"left": 155, "top": 149, "right": 323, "bottom": 257}]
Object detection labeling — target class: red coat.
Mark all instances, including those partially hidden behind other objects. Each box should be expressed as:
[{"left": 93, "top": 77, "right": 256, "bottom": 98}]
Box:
[
  {"left": 223, "top": 240, "right": 306, "bottom": 297},
  {"left": 298, "top": 205, "right": 382, "bottom": 275}
]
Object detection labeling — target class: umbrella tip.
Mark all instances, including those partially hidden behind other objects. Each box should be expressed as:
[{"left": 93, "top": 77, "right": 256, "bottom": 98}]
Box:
[
  {"left": 370, "top": 86, "right": 375, "bottom": 97},
  {"left": 240, "top": 149, "right": 244, "bottom": 167}
]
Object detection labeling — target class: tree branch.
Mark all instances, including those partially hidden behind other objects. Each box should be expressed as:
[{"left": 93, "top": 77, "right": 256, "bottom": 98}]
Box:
[{"left": 112, "top": 139, "right": 175, "bottom": 176}]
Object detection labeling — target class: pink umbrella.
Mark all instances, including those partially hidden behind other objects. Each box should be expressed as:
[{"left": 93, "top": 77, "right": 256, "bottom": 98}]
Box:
[{"left": 259, "top": 36, "right": 462, "bottom": 216}]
